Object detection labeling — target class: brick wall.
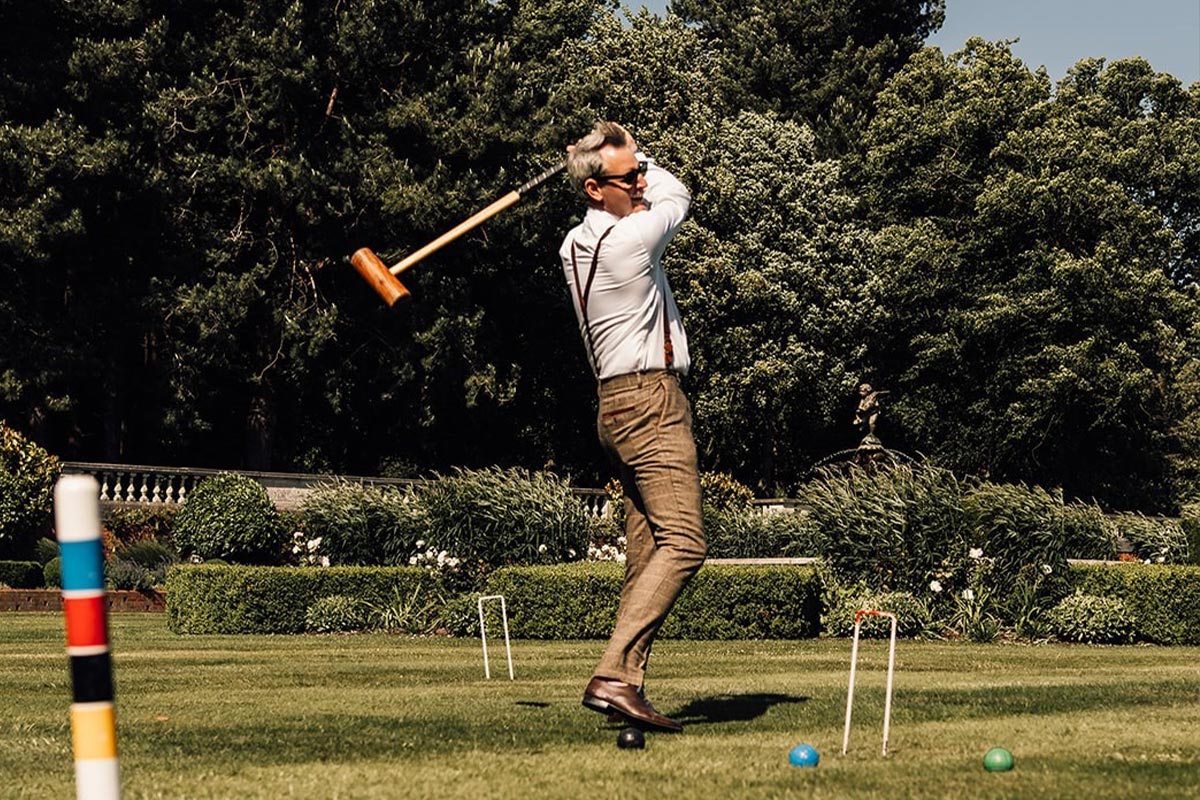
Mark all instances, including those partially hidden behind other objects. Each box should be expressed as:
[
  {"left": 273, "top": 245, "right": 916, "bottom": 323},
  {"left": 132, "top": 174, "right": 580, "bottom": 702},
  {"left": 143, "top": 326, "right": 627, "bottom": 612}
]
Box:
[{"left": 0, "top": 589, "right": 165, "bottom": 612}]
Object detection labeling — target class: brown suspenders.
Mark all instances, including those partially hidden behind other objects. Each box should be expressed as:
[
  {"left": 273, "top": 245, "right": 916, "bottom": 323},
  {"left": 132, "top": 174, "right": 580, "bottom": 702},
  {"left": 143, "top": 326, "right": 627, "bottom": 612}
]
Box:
[{"left": 570, "top": 226, "right": 674, "bottom": 377}]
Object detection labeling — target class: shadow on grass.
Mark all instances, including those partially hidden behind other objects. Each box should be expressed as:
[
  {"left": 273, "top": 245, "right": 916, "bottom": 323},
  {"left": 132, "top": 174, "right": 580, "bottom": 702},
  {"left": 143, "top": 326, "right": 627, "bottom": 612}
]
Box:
[{"left": 671, "top": 693, "right": 808, "bottom": 725}]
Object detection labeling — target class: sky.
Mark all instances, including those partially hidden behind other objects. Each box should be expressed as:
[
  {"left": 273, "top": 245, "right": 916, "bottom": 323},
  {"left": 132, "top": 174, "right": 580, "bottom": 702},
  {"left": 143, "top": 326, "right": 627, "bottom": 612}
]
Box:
[{"left": 636, "top": 0, "right": 1200, "bottom": 87}]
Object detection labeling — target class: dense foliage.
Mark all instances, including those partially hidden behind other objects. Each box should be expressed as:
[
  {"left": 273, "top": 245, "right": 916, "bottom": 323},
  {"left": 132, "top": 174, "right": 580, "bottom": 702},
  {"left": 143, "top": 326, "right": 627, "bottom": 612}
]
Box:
[
  {"left": 469, "top": 562, "right": 823, "bottom": 639},
  {"left": 0, "top": 420, "right": 60, "bottom": 559},
  {"left": 0, "top": 560, "right": 42, "bottom": 588},
  {"left": 166, "top": 563, "right": 438, "bottom": 634},
  {"left": 1047, "top": 593, "right": 1135, "bottom": 644},
  {"left": 171, "top": 473, "right": 286, "bottom": 563},
  {"left": 298, "top": 480, "right": 422, "bottom": 566},
  {"left": 1071, "top": 563, "right": 1200, "bottom": 644},
  {"left": 417, "top": 467, "right": 593, "bottom": 582},
  {"left": 1, "top": 1, "right": 1197, "bottom": 514}
]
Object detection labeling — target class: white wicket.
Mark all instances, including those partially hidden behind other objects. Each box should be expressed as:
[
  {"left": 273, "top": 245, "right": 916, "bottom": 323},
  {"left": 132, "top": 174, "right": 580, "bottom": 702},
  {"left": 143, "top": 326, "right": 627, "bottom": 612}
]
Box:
[
  {"left": 477, "top": 594, "right": 513, "bottom": 680},
  {"left": 842, "top": 609, "right": 898, "bottom": 757}
]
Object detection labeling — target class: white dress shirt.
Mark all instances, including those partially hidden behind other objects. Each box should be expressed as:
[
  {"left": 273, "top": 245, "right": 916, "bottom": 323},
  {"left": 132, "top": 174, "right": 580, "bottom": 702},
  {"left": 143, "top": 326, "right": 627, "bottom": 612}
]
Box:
[{"left": 559, "top": 156, "right": 691, "bottom": 380}]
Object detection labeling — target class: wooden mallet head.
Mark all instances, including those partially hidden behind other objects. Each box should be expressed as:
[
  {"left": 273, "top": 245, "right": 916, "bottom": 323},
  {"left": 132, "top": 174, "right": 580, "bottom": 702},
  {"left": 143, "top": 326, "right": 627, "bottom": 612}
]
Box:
[
  {"left": 349, "top": 160, "right": 566, "bottom": 307},
  {"left": 350, "top": 247, "right": 410, "bottom": 306}
]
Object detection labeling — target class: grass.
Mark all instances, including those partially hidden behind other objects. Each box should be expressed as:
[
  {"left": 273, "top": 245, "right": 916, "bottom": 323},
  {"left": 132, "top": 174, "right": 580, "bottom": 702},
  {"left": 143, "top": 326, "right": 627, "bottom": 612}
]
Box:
[{"left": 3, "top": 613, "right": 1199, "bottom": 799}]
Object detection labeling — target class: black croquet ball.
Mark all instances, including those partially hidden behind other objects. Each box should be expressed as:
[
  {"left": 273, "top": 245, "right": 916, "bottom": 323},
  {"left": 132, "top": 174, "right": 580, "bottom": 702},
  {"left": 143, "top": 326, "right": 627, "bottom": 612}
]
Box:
[{"left": 617, "top": 727, "right": 645, "bottom": 749}]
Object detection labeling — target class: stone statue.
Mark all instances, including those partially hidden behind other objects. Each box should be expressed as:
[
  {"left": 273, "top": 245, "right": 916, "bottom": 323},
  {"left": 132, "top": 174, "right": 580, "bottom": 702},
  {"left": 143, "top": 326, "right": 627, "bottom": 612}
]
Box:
[{"left": 853, "top": 382, "right": 889, "bottom": 455}]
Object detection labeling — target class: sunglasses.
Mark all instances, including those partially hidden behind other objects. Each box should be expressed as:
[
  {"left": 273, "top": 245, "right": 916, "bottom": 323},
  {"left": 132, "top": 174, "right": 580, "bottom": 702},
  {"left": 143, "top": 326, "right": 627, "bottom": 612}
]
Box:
[{"left": 594, "top": 160, "right": 648, "bottom": 187}]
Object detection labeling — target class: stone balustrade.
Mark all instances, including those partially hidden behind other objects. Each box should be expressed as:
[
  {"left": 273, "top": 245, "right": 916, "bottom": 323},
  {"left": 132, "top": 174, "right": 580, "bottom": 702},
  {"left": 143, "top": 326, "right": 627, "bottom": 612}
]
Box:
[
  {"left": 59, "top": 462, "right": 807, "bottom": 519},
  {"left": 60, "top": 461, "right": 613, "bottom": 516}
]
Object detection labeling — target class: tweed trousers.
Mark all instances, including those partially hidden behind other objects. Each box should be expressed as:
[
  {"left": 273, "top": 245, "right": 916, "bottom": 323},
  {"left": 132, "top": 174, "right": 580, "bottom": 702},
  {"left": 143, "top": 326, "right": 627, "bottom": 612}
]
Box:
[{"left": 593, "top": 369, "right": 707, "bottom": 686}]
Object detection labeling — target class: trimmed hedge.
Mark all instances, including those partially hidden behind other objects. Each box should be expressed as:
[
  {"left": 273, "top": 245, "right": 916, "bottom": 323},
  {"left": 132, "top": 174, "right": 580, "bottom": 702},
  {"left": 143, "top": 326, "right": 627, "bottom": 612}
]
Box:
[
  {"left": 482, "top": 562, "right": 822, "bottom": 639},
  {"left": 1047, "top": 594, "right": 1135, "bottom": 644},
  {"left": 166, "top": 562, "right": 821, "bottom": 639},
  {"left": 0, "top": 560, "right": 42, "bottom": 588},
  {"left": 1069, "top": 563, "right": 1200, "bottom": 644},
  {"left": 165, "top": 564, "right": 436, "bottom": 634},
  {"left": 162, "top": 562, "right": 1199, "bottom": 644}
]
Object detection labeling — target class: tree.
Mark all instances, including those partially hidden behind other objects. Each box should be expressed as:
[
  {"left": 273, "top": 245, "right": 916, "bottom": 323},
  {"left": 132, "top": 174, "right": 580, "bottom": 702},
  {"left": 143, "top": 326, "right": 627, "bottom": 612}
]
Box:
[
  {"left": 672, "top": 0, "right": 945, "bottom": 153},
  {"left": 861, "top": 41, "right": 1200, "bottom": 509}
]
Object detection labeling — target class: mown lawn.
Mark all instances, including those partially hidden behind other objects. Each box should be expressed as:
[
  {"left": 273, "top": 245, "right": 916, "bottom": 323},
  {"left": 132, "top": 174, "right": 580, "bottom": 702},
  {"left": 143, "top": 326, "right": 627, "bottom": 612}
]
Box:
[{"left": 2, "top": 613, "right": 1198, "bottom": 799}]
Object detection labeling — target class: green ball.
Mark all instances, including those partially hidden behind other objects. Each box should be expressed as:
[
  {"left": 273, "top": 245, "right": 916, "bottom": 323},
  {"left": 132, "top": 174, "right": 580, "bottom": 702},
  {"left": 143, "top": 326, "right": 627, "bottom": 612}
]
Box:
[{"left": 983, "top": 747, "right": 1014, "bottom": 772}]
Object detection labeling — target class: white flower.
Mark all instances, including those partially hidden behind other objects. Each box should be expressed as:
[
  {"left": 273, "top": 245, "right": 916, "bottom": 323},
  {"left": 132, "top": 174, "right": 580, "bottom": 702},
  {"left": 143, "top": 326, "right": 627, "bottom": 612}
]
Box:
[
  {"left": 961, "top": 589, "right": 975, "bottom": 600},
  {"left": 293, "top": 531, "right": 304, "bottom": 541},
  {"left": 929, "top": 580, "right": 943, "bottom": 593},
  {"left": 1041, "top": 564, "right": 1052, "bottom": 575},
  {"left": 615, "top": 553, "right": 626, "bottom": 563},
  {"left": 1155, "top": 556, "right": 1166, "bottom": 563},
  {"left": 415, "top": 540, "right": 426, "bottom": 549},
  {"left": 292, "top": 545, "right": 302, "bottom": 554},
  {"left": 568, "top": 549, "right": 576, "bottom": 558},
  {"left": 538, "top": 544, "right": 547, "bottom": 554},
  {"left": 409, "top": 556, "right": 418, "bottom": 565},
  {"left": 320, "top": 556, "right": 330, "bottom": 568},
  {"left": 307, "top": 538, "right": 321, "bottom": 552},
  {"left": 969, "top": 548, "right": 983, "bottom": 559}
]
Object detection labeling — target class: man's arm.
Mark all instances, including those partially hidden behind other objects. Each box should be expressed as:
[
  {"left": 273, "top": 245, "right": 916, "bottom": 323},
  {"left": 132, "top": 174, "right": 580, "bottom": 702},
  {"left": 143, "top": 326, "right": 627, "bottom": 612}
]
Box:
[{"left": 627, "top": 154, "right": 690, "bottom": 257}]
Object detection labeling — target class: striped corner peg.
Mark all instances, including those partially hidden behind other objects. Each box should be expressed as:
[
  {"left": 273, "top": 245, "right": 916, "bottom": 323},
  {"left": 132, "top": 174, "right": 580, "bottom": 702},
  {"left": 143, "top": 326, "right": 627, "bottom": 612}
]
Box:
[{"left": 55, "top": 475, "right": 121, "bottom": 800}]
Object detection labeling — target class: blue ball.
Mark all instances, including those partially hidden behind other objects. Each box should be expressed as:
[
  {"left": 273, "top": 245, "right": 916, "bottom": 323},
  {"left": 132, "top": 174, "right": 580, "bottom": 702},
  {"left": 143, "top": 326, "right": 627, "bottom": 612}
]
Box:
[{"left": 788, "top": 743, "right": 820, "bottom": 768}]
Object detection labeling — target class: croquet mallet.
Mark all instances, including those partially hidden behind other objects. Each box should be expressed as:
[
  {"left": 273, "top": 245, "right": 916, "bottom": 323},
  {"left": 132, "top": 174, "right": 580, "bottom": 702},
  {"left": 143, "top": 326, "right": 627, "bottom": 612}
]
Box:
[{"left": 350, "top": 160, "right": 566, "bottom": 305}]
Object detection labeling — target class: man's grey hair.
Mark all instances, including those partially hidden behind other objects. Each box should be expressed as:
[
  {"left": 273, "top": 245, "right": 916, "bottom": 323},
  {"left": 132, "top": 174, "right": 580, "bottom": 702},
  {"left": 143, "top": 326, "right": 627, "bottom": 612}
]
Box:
[{"left": 567, "top": 121, "right": 634, "bottom": 195}]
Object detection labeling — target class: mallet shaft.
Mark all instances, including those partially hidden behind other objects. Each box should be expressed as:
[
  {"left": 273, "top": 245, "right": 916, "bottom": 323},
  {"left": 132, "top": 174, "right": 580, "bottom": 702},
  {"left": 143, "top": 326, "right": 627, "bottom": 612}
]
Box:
[
  {"left": 388, "top": 160, "right": 566, "bottom": 276},
  {"left": 390, "top": 192, "right": 521, "bottom": 276},
  {"left": 350, "top": 159, "right": 566, "bottom": 306}
]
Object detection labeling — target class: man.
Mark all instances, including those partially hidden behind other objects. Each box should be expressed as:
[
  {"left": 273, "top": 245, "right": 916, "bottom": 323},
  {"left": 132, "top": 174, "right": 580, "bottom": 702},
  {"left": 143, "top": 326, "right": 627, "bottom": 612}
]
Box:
[{"left": 560, "top": 121, "right": 706, "bottom": 733}]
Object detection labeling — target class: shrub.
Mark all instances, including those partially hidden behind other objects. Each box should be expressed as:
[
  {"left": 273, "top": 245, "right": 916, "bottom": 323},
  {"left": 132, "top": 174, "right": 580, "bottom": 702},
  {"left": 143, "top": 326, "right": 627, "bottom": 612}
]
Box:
[
  {"left": 0, "top": 560, "right": 42, "bottom": 588},
  {"left": 1111, "top": 513, "right": 1189, "bottom": 564},
  {"left": 115, "top": 539, "right": 178, "bottom": 569},
  {"left": 33, "top": 537, "right": 58, "bottom": 565},
  {"left": 942, "top": 584, "right": 1002, "bottom": 643},
  {"left": 1069, "top": 563, "right": 1200, "bottom": 644},
  {"left": 803, "top": 464, "right": 968, "bottom": 596},
  {"left": 463, "top": 562, "right": 822, "bottom": 640},
  {"left": 171, "top": 473, "right": 286, "bottom": 564},
  {"left": 437, "top": 594, "right": 487, "bottom": 637},
  {"left": 1047, "top": 593, "right": 1135, "bottom": 644},
  {"left": 103, "top": 506, "right": 179, "bottom": 548},
  {"left": 700, "top": 471, "right": 755, "bottom": 512},
  {"left": 821, "top": 587, "right": 932, "bottom": 639},
  {"left": 962, "top": 482, "right": 1071, "bottom": 617},
  {"left": 362, "top": 583, "right": 444, "bottom": 634},
  {"left": 1180, "top": 502, "right": 1200, "bottom": 566},
  {"left": 1060, "top": 502, "right": 1118, "bottom": 560},
  {"left": 165, "top": 564, "right": 438, "bottom": 634},
  {"left": 43, "top": 556, "right": 62, "bottom": 589},
  {"left": 704, "top": 508, "right": 818, "bottom": 558},
  {"left": 0, "top": 421, "right": 60, "bottom": 560},
  {"left": 305, "top": 595, "right": 371, "bottom": 633},
  {"left": 299, "top": 480, "right": 425, "bottom": 566},
  {"left": 104, "top": 559, "right": 158, "bottom": 592},
  {"left": 775, "top": 510, "right": 823, "bottom": 557},
  {"left": 418, "top": 467, "right": 591, "bottom": 581}
]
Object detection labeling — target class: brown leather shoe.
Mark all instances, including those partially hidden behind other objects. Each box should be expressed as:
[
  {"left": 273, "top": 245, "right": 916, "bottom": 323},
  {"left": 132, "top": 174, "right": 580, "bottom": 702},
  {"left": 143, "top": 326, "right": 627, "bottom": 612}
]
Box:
[
  {"left": 582, "top": 677, "right": 683, "bottom": 732},
  {"left": 606, "top": 686, "right": 661, "bottom": 723}
]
